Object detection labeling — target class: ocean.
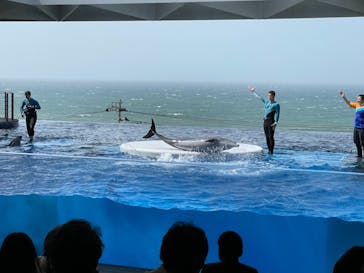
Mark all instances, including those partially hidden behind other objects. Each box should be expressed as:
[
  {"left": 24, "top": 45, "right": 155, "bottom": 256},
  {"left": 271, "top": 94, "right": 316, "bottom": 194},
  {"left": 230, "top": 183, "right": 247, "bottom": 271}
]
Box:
[
  {"left": 1, "top": 79, "right": 362, "bottom": 131},
  {"left": 0, "top": 79, "right": 363, "bottom": 273}
]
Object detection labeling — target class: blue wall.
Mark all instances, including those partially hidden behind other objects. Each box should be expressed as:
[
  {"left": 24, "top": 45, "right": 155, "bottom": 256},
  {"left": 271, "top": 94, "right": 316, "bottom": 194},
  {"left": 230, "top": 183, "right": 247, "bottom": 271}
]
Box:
[{"left": 0, "top": 194, "right": 363, "bottom": 273}]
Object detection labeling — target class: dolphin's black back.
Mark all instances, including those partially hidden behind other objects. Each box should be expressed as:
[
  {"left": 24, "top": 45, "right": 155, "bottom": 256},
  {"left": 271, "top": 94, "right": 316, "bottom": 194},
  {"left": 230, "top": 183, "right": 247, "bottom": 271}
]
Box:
[{"left": 8, "top": 136, "right": 22, "bottom": 147}]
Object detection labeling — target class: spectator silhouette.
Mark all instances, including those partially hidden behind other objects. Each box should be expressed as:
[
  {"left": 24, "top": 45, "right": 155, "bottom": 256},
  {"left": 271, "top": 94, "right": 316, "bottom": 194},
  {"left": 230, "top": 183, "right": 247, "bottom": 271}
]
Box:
[
  {"left": 202, "top": 231, "right": 258, "bottom": 273},
  {"left": 0, "top": 232, "right": 38, "bottom": 273},
  {"left": 333, "top": 246, "right": 364, "bottom": 273},
  {"left": 47, "top": 219, "right": 103, "bottom": 273},
  {"left": 37, "top": 225, "right": 61, "bottom": 273},
  {"left": 149, "top": 221, "right": 208, "bottom": 273}
]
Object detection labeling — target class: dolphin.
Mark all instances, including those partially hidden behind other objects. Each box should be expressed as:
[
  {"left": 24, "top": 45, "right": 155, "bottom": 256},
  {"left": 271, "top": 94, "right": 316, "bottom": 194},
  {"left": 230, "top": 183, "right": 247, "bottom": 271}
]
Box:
[
  {"left": 8, "top": 136, "right": 22, "bottom": 147},
  {"left": 143, "top": 119, "right": 239, "bottom": 153}
]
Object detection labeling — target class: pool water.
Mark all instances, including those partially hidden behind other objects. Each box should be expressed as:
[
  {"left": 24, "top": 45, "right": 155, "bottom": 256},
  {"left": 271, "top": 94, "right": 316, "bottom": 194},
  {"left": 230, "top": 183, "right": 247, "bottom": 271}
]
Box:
[
  {"left": 0, "top": 120, "right": 363, "bottom": 273},
  {"left": 0, "top": 120, "right": 363, "bottom": 221}
]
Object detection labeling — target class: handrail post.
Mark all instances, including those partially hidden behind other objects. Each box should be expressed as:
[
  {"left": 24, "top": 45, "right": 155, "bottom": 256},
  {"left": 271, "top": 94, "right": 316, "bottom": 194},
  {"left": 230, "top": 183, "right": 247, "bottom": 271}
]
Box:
[
  {"left": 11, "top": 92, "right": 14, "bottom": 120},
  {"left": 5, "top": 92, "right": 8, "bottom": 121}
]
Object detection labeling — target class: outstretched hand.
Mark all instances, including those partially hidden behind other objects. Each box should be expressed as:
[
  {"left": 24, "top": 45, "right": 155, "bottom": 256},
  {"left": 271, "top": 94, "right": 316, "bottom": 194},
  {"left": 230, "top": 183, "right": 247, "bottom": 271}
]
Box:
[
  {"left": 248, "top": 86, "right": 255, "bottom": 92},
  {"left": 339, "top": 91, "right": 345, "bottom": 97}
]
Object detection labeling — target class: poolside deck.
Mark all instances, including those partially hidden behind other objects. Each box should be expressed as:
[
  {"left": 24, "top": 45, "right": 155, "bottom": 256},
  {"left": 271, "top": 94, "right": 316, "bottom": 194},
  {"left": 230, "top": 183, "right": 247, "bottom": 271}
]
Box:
[
  {"left": 0, "top": 118, "right": 18, "bottom": 129},
  {"left": 98, "top": 264, "right": 150, "bottom": 273}
]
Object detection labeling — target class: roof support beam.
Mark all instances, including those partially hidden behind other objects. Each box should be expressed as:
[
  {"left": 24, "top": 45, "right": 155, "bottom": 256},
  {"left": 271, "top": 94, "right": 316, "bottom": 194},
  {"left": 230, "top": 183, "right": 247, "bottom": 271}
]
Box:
[
  {"left": 318, "top": 0, "right": 364, "bottom": 14},
  {"left": 36, "top": 5, "right": 80, "bottom": 21},
  {"left": 3, "top": 0, "right": 364, "bottom": 21}
]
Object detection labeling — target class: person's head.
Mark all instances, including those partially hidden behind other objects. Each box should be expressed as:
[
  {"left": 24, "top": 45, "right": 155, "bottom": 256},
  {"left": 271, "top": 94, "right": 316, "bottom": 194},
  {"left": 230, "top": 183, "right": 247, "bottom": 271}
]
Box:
[
  {"left": 356, "top": 95, "right": 364, "bottom": 103},
  {"left": 48, "top": 219, "right": 103, "bottom": 273},
  {"left": 333, "top": 246, "right": 364, "bottom": 273},
  {"left": 25, "top": 90, "right": 31, "bottom": 98},
  {"left": 218, "top": 231, "right": 243, "bottom": 263},
  {"left": 0, "top": 232, "right": 37, "bottom": 273},
  {"left": 267, "top": 90, "right": 276, "bottom": 101},
  {"left": 43, "top": 225, "right": 61, "bottom": 256},
  {"left": 40, "top": 225, "right": 62, "bottom": 273},
  {"left": 160, "top": 221, "right": 208, "bottom": 273}
]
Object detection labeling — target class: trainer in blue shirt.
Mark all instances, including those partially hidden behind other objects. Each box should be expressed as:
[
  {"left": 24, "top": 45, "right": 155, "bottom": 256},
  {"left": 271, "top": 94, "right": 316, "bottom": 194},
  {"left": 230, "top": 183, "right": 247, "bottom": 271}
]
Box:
[
  {"left": 339, "top": 91, "right": 364, "bottom": 157},
  {"left": 248, "top": 85, "right": 280, "bottom": 154}
]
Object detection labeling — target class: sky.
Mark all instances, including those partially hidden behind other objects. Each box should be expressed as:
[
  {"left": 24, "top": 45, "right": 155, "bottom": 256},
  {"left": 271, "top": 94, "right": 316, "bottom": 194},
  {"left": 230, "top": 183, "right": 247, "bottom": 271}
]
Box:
[{"left": 0, "top": 17, "right": 364, "bottom": 85}]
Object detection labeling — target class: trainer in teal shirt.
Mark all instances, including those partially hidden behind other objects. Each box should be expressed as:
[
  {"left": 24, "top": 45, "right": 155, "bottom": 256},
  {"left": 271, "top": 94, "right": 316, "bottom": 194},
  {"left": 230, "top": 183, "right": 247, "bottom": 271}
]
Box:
[
  {"left": 248, "top": 85, "right": 280, "bottom": 154},
  {"left": 20, "top": 90, "right": 41, "bottom": 141}
]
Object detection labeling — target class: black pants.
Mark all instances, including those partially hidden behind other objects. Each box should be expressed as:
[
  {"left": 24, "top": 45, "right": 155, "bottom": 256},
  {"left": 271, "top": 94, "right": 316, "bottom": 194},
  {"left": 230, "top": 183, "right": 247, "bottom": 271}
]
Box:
[
  {"left": 353, "top": 128, "right": 364, "bottom": 157},
  {"left": 264, "top": 119, "right": 275, "bottom": 154},
  {"left": 26, "top": 112, "right": 37, "bottom": 138}
]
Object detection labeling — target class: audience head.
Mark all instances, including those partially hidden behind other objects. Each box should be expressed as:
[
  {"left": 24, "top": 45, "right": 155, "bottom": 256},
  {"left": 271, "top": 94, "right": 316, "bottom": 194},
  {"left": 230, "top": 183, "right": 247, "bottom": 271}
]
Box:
[
  {"left": 48, "top": 219, "right": 103, "bottom": 273},
  {"left": 218, "top": 231, "right": 243, "bottom": 263},
  {"left": 333, "top": 246, "right": 364, "bottom": 273},
  {"left": 39, "top": 225, "right": 62, "bottom": 273},
  {"left": 43, "top": 225, "right": 61, "bottom": 256},
  {"left": 160, "top": 221, "right": 208, "bottom": 273},
  {"left": 0, "top": 232, "right": 37, "bottom": 273}
]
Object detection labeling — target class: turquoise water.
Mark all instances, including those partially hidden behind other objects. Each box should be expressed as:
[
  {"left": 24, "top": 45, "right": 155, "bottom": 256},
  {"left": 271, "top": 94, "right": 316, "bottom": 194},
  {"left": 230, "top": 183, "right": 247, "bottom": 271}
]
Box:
[
  {"left": 1, "top": 80, "right": 364, "bottom": 273},
  {"left": 1, "top": 79, "right": 362, "bottom": 130}
]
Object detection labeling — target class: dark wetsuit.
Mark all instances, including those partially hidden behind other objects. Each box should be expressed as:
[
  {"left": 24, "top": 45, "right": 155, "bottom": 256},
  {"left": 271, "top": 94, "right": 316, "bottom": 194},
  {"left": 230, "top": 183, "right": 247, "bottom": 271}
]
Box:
[
  {"left": 253, "top": 92, "right": 280, "bottom": 154},
  {"left": 349, "top": 101, "right": 364, "bottom": 157},
  {"left": 20, "top": 98, "right": 41, "bottom": 139}
]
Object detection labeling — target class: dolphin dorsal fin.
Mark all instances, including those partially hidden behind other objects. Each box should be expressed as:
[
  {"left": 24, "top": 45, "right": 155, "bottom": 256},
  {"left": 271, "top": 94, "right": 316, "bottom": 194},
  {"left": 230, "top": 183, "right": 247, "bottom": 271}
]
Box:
[{"left": 143, "top": 119, "right": 157, "bottom": 138}]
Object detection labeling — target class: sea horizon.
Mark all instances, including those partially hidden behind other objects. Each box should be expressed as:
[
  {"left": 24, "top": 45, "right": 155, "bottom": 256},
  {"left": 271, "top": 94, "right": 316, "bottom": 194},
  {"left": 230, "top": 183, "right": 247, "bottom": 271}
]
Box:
[{"left": 1, "top": 78, "right": 363, "bottom": 132}]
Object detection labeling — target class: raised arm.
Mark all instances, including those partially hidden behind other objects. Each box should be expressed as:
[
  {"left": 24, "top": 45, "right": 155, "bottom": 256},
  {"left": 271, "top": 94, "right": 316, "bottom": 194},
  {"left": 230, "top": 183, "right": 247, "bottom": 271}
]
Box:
[
  {"left": 339, "top": 91, "right": 351, "bottom": 106},
  {"left": 248, "top": 85, "right": 264, "bottom": 102}
]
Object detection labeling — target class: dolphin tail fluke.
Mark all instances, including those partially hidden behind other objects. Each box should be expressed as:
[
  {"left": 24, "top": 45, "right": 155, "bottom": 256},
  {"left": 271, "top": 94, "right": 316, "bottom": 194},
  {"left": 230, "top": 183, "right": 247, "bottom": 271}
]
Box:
[{"left": 143, "top": 119, "right": 156, "bottom": 138}]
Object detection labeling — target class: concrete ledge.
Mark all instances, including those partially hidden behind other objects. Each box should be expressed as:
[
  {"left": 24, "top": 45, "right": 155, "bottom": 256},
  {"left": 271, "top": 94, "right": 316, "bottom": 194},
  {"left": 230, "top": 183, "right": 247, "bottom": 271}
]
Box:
[
  {"left": 0, "top": 118, "right": 18, "bottom": 129},
  {"left": 98, "top": 264, "right": 150, "bottom": 273}
]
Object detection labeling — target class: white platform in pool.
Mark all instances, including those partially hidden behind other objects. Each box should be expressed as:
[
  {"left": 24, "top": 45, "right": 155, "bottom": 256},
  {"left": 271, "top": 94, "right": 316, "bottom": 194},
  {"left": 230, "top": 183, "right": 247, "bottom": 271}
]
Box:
[{"left": 120, "top": 140, "right": 263, "bottom": 157}]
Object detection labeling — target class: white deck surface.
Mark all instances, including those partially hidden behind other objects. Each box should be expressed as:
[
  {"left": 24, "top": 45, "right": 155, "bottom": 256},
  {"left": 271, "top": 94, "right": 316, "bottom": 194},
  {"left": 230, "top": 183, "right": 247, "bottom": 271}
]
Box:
[{"left": 120, "top": 140, "right": 262, "bottom": 157}]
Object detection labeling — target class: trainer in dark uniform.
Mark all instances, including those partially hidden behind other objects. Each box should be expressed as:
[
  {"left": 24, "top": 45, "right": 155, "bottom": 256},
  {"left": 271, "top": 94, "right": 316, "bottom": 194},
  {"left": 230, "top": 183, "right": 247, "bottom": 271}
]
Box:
[
  {"left": 339, "top": 91, "right": 364, "bottom": 157},
  {"left": 248, "top": 85, "right": 280, "bottom": 154},
  {"left": 20, "top": 90, "right": 41, "bottom": 142}
]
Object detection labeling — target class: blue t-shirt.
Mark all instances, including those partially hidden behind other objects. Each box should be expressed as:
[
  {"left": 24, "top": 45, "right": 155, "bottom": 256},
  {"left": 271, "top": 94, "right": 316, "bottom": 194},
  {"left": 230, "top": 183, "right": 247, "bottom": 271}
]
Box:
[
  {"left": 252, "top": 91, "right": 280, "bottom": 123},
  {"left": 20, "top": 98, "right": 41, "bottom": 115},
  {"left": 261, "top": 98, "right": 280, "bottom": 123},
  {"left": 350, "top": 102, "right": 364, "bottom": 128}
]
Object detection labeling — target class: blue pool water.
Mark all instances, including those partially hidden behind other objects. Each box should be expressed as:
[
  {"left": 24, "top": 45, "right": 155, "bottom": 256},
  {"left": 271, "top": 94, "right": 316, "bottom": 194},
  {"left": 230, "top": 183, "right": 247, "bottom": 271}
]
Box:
[
  {"left": 1, "top": 120, "right": 364, "bottom": 273},
  {"left": 1, "top": 120, "right": 363, "bottom": 220}
]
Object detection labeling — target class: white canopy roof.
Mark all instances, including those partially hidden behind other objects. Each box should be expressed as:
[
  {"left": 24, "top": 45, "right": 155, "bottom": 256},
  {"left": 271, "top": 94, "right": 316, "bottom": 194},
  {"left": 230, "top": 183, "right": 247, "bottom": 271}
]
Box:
[{"left": 1, "top": 0, "right": 364, "bottom": 21}]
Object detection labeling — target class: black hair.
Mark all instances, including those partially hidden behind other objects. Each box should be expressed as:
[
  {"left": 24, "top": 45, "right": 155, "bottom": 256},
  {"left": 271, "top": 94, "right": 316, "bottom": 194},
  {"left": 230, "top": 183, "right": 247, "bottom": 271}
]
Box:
[
  {"left": 0, "top": 232, "right": 38, "bottom": 273},
  {"left": 218, "top": 231, "right": 243, "bottom": 261},
  {"left": 160, "top": 221, "right": 208, "bottom": 273},
  {"left": 268, "top": 90, "right": 276, "bottom": 97},
  {"left": 48, "top": 219, "right": 103, "bottom": 273},
  {"left": 358, "top": 94, "right": 364, "bottom": 100},
  {"left": 25, "top": 91, "right": 31, "bottom": 96}
]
